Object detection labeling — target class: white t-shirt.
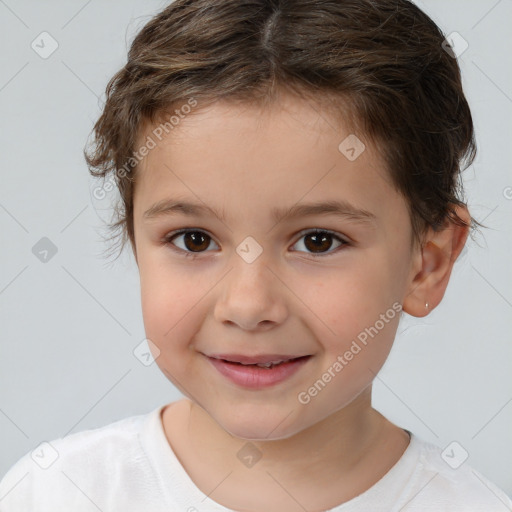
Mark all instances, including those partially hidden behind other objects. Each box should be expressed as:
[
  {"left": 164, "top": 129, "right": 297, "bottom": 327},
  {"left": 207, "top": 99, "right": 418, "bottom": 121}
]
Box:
[{"left": 1, "top": 404, "right": 511, "bottom": 511}]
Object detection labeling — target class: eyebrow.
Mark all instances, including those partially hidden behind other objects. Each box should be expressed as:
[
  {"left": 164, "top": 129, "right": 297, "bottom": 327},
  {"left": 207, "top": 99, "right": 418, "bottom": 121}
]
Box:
[{"left": 143, "top": 198, "right": 377, "bottom": 226}]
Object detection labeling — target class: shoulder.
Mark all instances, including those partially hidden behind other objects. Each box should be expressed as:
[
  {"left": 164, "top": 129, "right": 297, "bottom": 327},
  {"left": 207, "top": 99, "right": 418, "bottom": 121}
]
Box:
[
  {"left": 0, "top": 408, "right": 160, "bottom": 511},
  {"left": 401, "top": 435, "right": 512, "bottom": 511}
]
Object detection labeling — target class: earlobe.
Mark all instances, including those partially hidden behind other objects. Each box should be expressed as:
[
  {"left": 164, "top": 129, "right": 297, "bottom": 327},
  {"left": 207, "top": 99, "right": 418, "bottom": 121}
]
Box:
[
  {"left": 402, "top": 206, "right": 470, "bottom": 318},
  {"left": 402, "top": 241, "right": 443, "bottom": 318}
]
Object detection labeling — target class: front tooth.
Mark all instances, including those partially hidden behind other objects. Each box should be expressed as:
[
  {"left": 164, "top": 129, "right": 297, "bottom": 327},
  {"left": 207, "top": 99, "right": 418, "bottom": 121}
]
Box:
[
  {"left": 256, "top": 360, "right": 287, "bottom": 368},
  {"left": 234, "top": 359, "right": 290, "bottom": 367}
]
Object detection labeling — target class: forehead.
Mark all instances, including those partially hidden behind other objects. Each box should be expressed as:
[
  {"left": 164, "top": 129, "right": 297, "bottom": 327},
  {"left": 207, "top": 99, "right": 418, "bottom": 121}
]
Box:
[{"left": 132, "top": 94, "right": 401, "bottom": 227}]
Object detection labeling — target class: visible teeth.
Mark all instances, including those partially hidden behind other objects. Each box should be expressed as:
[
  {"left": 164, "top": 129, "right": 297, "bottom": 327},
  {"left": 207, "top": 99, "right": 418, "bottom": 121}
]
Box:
[
  {"left": 235, "top": 360, "right": 288, "bottom": 368},
  {"left": 256, "top": 360, "right": 287, "bottom": 368}
]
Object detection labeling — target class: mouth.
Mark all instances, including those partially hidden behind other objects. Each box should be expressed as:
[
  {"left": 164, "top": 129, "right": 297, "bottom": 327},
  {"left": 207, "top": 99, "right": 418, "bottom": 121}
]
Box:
[
  {"left": 205, "top": 353, "right": 313, "bottom": 388},
  {"left": 207, "top": 353, "right": 312, "bottom": 368}
]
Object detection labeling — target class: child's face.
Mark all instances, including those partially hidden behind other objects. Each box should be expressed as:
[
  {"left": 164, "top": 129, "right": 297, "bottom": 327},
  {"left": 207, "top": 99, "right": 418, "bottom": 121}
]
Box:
[{"left": 132, "top": 93, "right": 419, "bottom": 440}]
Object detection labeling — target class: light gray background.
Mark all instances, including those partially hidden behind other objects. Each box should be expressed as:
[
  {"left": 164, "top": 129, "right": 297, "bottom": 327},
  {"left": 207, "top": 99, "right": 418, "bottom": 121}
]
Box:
[{"left": 1, "top": 0, "right": 511, "bottom": 500}]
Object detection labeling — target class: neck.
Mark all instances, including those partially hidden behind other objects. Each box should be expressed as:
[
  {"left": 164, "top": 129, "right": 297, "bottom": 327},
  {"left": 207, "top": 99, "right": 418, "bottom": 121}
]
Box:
[
  {"left": 162, "top": 388, "right": 411, "bottom": 511},
  {"left": 187, "top": 387, "right": 384, "bottom": 477}
]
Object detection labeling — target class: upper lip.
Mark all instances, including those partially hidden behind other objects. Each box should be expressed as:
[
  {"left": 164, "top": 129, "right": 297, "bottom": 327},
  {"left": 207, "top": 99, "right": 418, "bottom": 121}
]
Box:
[{"left": 207, "top": 353, "right": 311, "bottom": 364}]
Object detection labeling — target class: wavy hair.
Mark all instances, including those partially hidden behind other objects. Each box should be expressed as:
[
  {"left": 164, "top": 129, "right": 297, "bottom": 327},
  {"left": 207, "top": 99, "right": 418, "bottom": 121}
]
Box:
[{"left": 84, "top": 0, "right": 480, "bottom": 259}]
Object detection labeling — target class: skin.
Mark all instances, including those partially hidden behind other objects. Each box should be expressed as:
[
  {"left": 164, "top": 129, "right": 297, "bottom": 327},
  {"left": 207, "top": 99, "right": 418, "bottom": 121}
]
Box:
[{"left": 131, "top": 91, "right": 469, "bottom": 511}]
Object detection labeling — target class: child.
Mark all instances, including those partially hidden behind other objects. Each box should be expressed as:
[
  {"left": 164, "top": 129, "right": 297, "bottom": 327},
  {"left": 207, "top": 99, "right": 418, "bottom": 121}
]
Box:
[{"left": 1, "top": 0, "right": 510, "bottom": 510}]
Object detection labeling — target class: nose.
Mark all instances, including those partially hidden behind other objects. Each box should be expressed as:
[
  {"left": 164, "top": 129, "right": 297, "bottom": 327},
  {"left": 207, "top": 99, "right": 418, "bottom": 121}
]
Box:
[{"left": 213, "top": 255, "right": 288, "bottom": 331}]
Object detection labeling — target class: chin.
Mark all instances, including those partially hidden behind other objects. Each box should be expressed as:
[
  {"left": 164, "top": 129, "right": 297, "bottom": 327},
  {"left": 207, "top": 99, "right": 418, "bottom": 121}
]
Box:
[
  {"left": 225, "top": 423, "right": 293, "bottom": 442},
  {"left": 213, "top": 407, "right": 307, "bottom": 442}
]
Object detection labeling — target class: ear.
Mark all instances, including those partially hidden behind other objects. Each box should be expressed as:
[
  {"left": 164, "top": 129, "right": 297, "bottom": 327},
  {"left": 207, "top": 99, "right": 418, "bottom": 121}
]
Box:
[{"left": 402, "top": 205, "right": 470, "bottom": 317}]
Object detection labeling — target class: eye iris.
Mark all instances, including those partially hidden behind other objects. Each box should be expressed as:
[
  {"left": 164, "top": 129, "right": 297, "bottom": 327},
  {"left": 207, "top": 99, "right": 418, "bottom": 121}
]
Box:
[
  {"left": 184, "top": 232, "right": 210, "bottom": 252},
  {"left": 304, "top": 232, "right": 332, "bottom": 253}
]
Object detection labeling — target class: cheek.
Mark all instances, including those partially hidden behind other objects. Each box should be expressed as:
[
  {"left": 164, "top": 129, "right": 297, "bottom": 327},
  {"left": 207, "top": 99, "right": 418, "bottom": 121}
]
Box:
[
  {"left": 295, "top": 257, "right": 401, "bottom": 365},
  {"left": 139, "top": 269, "right": 201, "bottom": 386},
  {"left": 139, "top": 262, "right": 196, "bottom": 345},
  {"left": 138, "top": 256, "right": 221, "bottom": 360},
  {"left": 296, "top": 260, "right": 392, "bottom": 331},
  {"left": 139, "top": 248, "right": 195, "bottom": 316}
]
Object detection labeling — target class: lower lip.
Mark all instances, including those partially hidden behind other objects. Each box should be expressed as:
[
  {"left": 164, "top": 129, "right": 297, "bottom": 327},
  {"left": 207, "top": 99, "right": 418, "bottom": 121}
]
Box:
[{"left": 207, "top": 356, "right": 311, "bottom": 389}]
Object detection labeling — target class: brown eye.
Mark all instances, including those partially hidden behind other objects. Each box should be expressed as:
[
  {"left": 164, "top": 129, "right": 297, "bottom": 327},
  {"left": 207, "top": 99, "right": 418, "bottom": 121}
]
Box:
[
  {"left": 292, "top": 230, "right": 347, "bottom": 257},
  {"left": 304, "top": 232, "right": 332, "bottom": 253},
  {"left": 165, "top": 228, "right": 348, "bottom": 259},
  {"left": 182, "top": 232, "right": 210, "bottom": 252},
  {"left": 166, "top": 230, "right": 218, "bottom": 254}
]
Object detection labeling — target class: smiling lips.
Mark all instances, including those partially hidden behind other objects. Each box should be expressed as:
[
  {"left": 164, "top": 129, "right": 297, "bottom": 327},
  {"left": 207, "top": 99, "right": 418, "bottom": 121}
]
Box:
[
  {"left": 208, "top": 353, "right": 311, "bottom": 367},
  {"left": 206, "top": 353, "right": 312, "bottom": 388}
]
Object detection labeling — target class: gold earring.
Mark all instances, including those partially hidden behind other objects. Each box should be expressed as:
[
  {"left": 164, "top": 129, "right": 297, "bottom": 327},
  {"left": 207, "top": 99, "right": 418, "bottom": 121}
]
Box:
[{"left": 425, "top": 302, "right": 429, "bottom": 309}]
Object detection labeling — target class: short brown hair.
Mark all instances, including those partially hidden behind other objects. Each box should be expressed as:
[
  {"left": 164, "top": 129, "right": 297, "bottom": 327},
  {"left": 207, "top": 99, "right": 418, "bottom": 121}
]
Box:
[{"left": 84, "top": 0, "right": 480, "bottom": 260}]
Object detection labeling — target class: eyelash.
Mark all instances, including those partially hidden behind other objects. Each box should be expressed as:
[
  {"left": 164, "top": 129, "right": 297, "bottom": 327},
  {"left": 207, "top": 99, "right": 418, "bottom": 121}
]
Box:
[{"left": 162, "top": 228, "right": 349, "bottom": 259}]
